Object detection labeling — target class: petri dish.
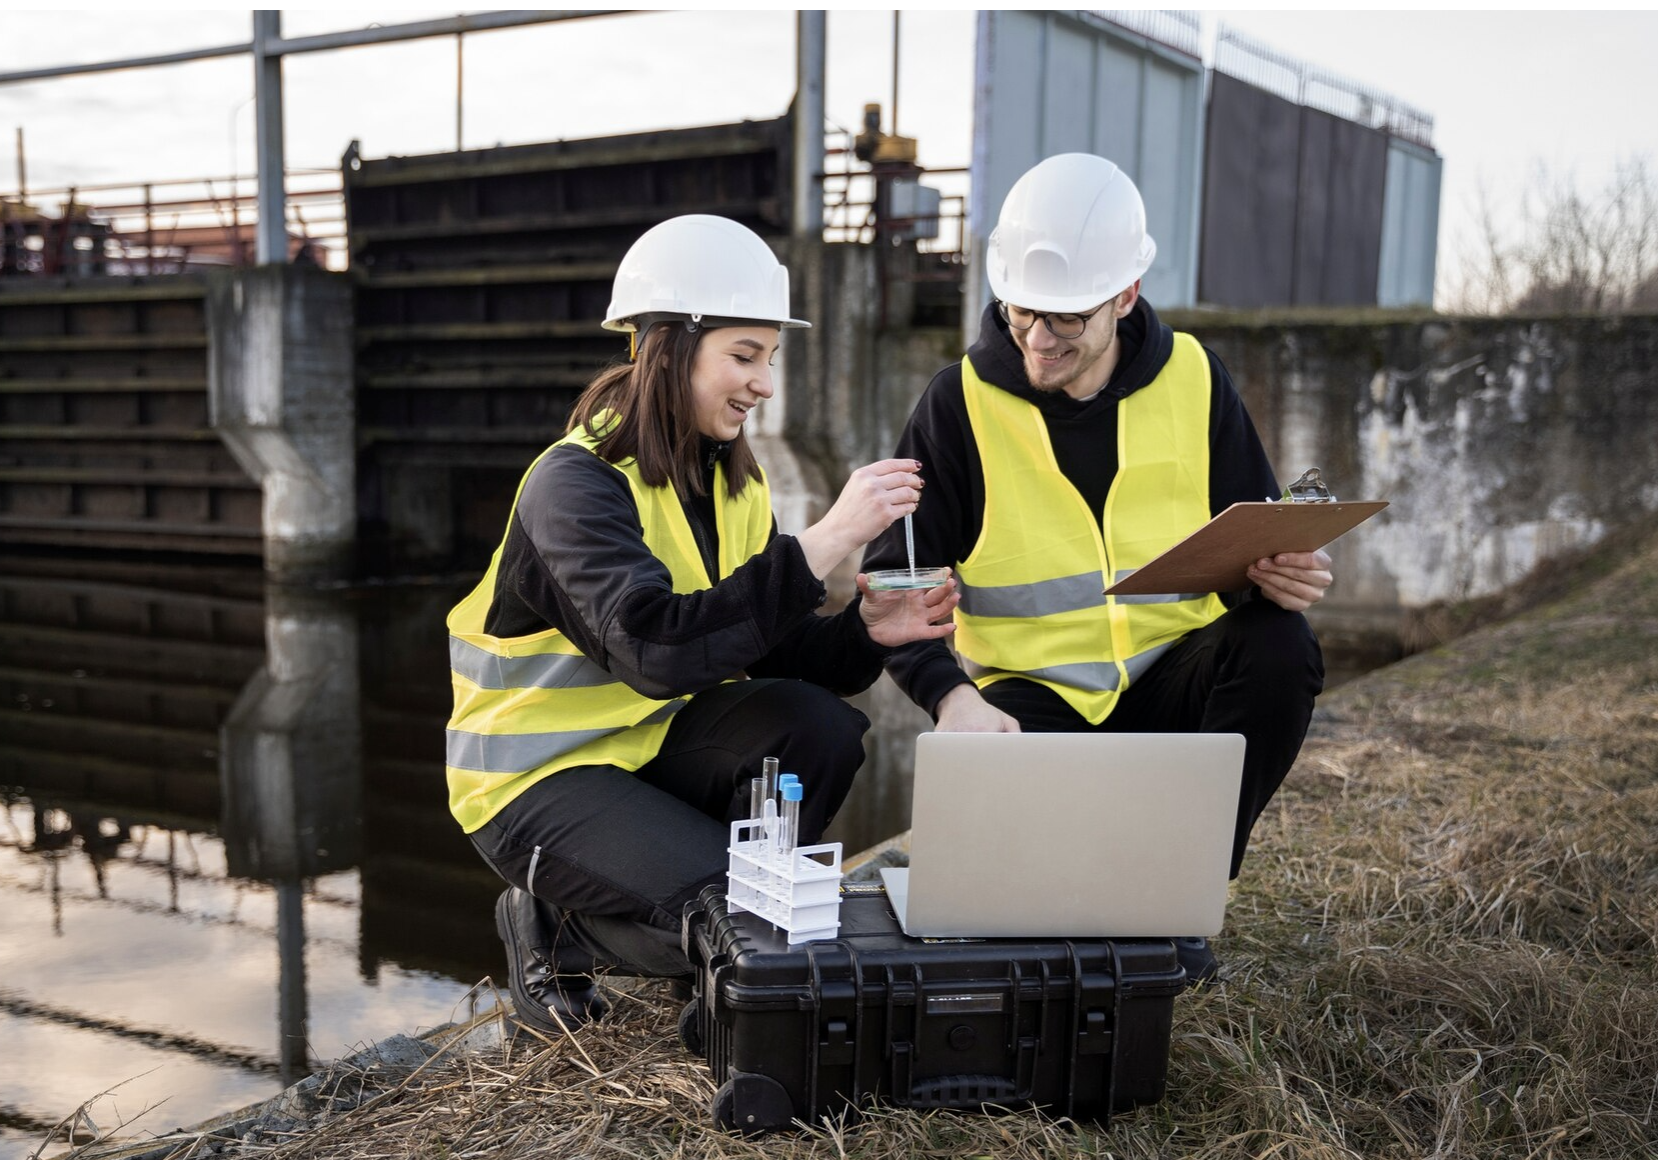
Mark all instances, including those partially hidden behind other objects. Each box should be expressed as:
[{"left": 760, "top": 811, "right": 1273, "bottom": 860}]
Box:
[{"left": 865, "top": 567, "right": 950, "bottom": 591}]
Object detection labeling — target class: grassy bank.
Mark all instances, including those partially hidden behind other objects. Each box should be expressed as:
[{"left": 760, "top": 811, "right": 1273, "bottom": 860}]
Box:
[{"left": 66, "top": 533, "right": 1658, "bottom": 1160}]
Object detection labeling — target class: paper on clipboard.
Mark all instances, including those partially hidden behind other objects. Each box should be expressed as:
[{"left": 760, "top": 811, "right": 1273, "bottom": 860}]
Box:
[{"left": 1104, "top": 499, "right": 1388, "bottom": 596}]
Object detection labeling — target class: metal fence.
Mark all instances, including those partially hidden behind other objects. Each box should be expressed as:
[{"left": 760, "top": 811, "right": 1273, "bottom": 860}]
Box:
[
  {"left": 1, "top": 171, "right": 344, "bottom": 276},
  {"left": 1213, "top": 25, "right": 1435, "bottom": 150},
  {"left": 1089, "top": 10, "right": 1203, "bottom": 59}
]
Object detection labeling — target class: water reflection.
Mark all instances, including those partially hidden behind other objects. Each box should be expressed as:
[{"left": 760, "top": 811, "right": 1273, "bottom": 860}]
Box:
[
  {"left": 221, "top": 583, "right": 363, "bottom": 1077},
  {"left": 0, "top": 561, "right": 502, "bottom": 1160}
]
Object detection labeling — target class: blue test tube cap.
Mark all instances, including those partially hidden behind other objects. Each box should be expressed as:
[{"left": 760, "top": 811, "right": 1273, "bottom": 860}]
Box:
[{"left": 782, "top": 780, "right": 803, "bottom": 802}]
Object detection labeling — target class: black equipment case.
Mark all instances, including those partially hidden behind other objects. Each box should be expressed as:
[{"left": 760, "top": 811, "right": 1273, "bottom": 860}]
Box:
[{"left": 680, "top": 883, "right": 1186, "bottom": 1133}]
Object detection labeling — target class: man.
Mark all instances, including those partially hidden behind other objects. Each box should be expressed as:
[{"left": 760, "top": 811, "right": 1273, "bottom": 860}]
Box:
[{"left": 865, "top": 153, "right": 1332, "bottom": 983}]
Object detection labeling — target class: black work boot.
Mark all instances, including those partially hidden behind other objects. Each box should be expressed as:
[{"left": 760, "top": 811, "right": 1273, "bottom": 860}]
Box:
[
  {"left": 1173, "top": 936, "right": 1221, "bottom": 989},
  {"left": 494, "top": 888, "right": 608, "bottom": 1035}
]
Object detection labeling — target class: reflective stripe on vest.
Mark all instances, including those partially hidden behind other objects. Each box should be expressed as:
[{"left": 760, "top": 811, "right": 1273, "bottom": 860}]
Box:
[
  {"left": 445, "top": 701, "right": 688, "bottom": 775},
  {"left": 449, "top": 635, "right": 616, "bottom": 690},
  {"left": 444, "top": 419, "right": 773, "bottom": 833},
  {"left": 962, "top": 639, "right": 1174, "bottom": 692},
  {"left": 953, "top": 334, "right": 1227, "bottom": 724}
]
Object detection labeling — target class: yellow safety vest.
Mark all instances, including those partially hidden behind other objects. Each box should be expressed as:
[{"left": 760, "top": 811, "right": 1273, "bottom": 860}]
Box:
[
  {"left": 445, "top": 421, "right": 773, "bottom": 832},
  {"left": 954, "top": 333, "right": 1227, "bottom": 723}
]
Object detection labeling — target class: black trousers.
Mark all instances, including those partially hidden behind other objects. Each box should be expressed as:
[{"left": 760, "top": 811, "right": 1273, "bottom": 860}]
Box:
[
  {"left": 468, "top": 678, "right": 867, "bottom": 978},
  {"left": 980, "top": 599, "right": 1324, "bottom": 878}
]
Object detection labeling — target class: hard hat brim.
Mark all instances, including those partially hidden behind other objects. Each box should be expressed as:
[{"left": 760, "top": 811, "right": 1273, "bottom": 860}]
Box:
[
  {"left": 602, "top": 313, "right": 811, "bottom": 333},
  {"left": 987, "top": 284, "right": 1131, "bottom": 315}
]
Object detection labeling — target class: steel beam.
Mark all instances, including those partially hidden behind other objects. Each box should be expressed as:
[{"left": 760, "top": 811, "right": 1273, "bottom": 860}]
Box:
[
  {"left": 253, "top": 12, "right": 287, "bottom": 265},
  {"left": 793, "top": 11, "right": 825, "bottom": 236},
  {"left": 0, "top": 43, "right": 250, "bottom": 85},
  {"left": 265, "top": 11, "right": 625, "bottom": 56},
  {"left": 0, "top": 11, "right": 630, "bottom": 85}
]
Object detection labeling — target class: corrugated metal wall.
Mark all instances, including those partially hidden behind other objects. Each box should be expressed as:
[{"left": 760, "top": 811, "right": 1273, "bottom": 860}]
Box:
[
  {"left": 967, "top": 16, "right": 1441, "bottom": 314},
  {"left": 969, "top": 10, "right": 1206, "bottom": 322},
  {"left": 1378, "top": 138, "right": 1443, "bottom": 307},
  {"left": 1199, "top": 71, "right": 1390, "bottom": 308}
]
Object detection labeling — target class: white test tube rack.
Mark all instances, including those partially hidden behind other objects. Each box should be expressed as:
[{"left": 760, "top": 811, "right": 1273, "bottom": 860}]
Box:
[{"left": 726, "top": 817, "right": 843, "bottom": 945}]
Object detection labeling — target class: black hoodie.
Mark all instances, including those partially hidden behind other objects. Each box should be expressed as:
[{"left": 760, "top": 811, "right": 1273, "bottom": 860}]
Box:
[{"left": 863, "top": 297, "right": 1280, "bottom": 718}]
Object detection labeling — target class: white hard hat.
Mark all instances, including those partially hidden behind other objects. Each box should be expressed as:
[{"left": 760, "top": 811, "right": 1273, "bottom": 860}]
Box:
[
  {"left": 603, "top": 214, "right": 810, "bottom": 332},
  {"left": 987, "top": 153, "right": 1157, "bottom": 313}
]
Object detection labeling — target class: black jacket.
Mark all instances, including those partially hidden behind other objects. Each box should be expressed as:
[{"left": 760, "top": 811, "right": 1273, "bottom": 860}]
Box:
[
  {"left": 863, "top": 298, "right": 1280, "bottom": 717},
  {"left": 483, "top": 438, "right": 887, "bottom": 702}
]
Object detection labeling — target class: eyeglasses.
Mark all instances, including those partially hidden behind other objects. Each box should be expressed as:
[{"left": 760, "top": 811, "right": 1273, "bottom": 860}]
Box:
[{"left": 996, "top": 300, "right": 1105, "bottom": 341}]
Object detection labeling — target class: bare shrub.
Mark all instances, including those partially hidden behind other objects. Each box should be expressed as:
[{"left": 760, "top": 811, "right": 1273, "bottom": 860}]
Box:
[{"left": 1448, "top": 157, "right": 1658, "bottom": 315}]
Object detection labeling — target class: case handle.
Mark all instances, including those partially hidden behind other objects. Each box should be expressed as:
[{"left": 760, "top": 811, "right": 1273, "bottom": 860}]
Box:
[
  {"left": 903, "top": 1073, "right": 1028, "bottom": 1107},
  {"left": 895, "top": 1038, "right": 1038, "bottom": 1107}
]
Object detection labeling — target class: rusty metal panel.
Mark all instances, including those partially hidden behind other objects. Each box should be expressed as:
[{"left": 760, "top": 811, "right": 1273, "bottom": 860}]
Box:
[
  {"left": 347, "top": 116, "right": 794, "bottom": 570},
  {"left": 0, "top": 277, "right": 262, "bottom": 557}
]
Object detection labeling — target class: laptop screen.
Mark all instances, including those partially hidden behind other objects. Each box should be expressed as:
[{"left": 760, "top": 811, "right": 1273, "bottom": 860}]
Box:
[{"left": 885, "top": 732, "right": 1244, "bottom": 939}]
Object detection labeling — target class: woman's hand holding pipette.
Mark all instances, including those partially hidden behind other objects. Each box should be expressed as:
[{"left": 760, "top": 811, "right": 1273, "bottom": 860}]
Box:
[
  {"left": 856, "top": 568, "right": 959, "bottom": 646},
  {"left": 796, "top": 458, "right": 924, "bottom": 579}
]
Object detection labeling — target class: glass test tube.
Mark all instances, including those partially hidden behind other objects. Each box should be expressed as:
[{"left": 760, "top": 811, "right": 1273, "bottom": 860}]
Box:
[
  {"left": 762, "top": 797, "right": 779, "bottom": 857},
  {"left": 761, "top": 755, "right": 779, "bottom": 807},
  {"left": 780, "top": 779, "right": 802, "bottom": 858}
]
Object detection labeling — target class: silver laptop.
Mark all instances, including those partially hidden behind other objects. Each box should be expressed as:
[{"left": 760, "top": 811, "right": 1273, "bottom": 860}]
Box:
[{"left": 880, "top": 732, "right": 1244, "bottom": 939}]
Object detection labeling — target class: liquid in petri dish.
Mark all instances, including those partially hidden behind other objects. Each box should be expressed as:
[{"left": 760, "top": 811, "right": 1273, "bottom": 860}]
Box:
[{"left": 865, "top": 567, "right": 950, "bottom": 591}]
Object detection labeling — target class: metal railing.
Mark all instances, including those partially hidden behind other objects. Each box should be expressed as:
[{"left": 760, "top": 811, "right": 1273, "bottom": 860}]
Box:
[
  {"left": 1, "top": 170, "right": 344, "bottom": 276},
  {"left": 819, "top": 124, "right": 970, "bottom": 261},
  {"left": 1213, "top": 25, "right": 1435, "bottom": 149},
  {"left": 1087, "top": 10, "right": 1203, "bottom": 59},
  {"left": 2, "top": 126, "right": 972, "bottom": 279}
]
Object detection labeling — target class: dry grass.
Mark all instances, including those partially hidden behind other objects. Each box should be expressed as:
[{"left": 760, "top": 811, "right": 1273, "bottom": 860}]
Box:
[{"left": 65, "top": 534, "right": 1658, "bottom": 1160}]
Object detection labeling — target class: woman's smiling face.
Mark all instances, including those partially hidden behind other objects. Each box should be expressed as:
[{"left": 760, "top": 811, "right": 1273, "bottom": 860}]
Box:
[{"left": 689, "top": 326, "right": 780, "bottom": 440}]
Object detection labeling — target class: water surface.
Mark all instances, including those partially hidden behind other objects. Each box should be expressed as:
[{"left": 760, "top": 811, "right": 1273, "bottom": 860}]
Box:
[{"left": 0, "top": 556, "right": 915, "bottom": 1159}]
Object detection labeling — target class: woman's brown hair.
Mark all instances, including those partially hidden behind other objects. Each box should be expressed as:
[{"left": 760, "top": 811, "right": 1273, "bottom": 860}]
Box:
[{"left": 566, "top": 322, "right": 763, "bottom": 500}]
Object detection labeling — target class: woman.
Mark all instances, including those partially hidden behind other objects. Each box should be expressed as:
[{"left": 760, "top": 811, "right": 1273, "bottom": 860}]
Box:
[{"left": 445, "top": 215, "right": 958, "bottom": 1035}]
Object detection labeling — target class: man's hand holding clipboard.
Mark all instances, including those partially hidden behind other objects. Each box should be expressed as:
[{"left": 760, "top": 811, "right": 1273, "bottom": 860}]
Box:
[{"left": 1104, "top": 469, "right": 1388, "bottom": 598}]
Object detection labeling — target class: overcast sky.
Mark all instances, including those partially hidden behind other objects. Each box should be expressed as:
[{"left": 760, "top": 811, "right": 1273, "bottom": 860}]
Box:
[{"left": 2, "top": 7, "right": 1656, "bottom": 304}]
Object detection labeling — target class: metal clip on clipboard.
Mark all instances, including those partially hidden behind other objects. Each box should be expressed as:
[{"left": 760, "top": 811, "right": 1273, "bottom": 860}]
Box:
[
  {"left": 1282, "top": 467, "right": 1336, "bottom": 503},
  {"left": 1107, "top": 468, "right": 1387, "bottom": 596}
]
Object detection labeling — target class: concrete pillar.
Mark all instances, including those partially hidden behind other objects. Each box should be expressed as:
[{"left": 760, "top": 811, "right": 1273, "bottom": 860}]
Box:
[{"left": 206, "top": 264, "right": 356, "bottom": 582}]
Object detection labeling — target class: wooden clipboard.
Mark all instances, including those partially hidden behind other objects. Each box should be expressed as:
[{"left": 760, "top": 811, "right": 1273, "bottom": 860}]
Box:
[{"left": 1104, "top": 500, "right": 1388, "bottom": 596}]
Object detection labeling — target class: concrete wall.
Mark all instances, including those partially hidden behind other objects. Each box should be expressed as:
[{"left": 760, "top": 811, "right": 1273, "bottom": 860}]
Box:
[{"left": 1175, "top": 310, "right": 1658, "bottom": 647}]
